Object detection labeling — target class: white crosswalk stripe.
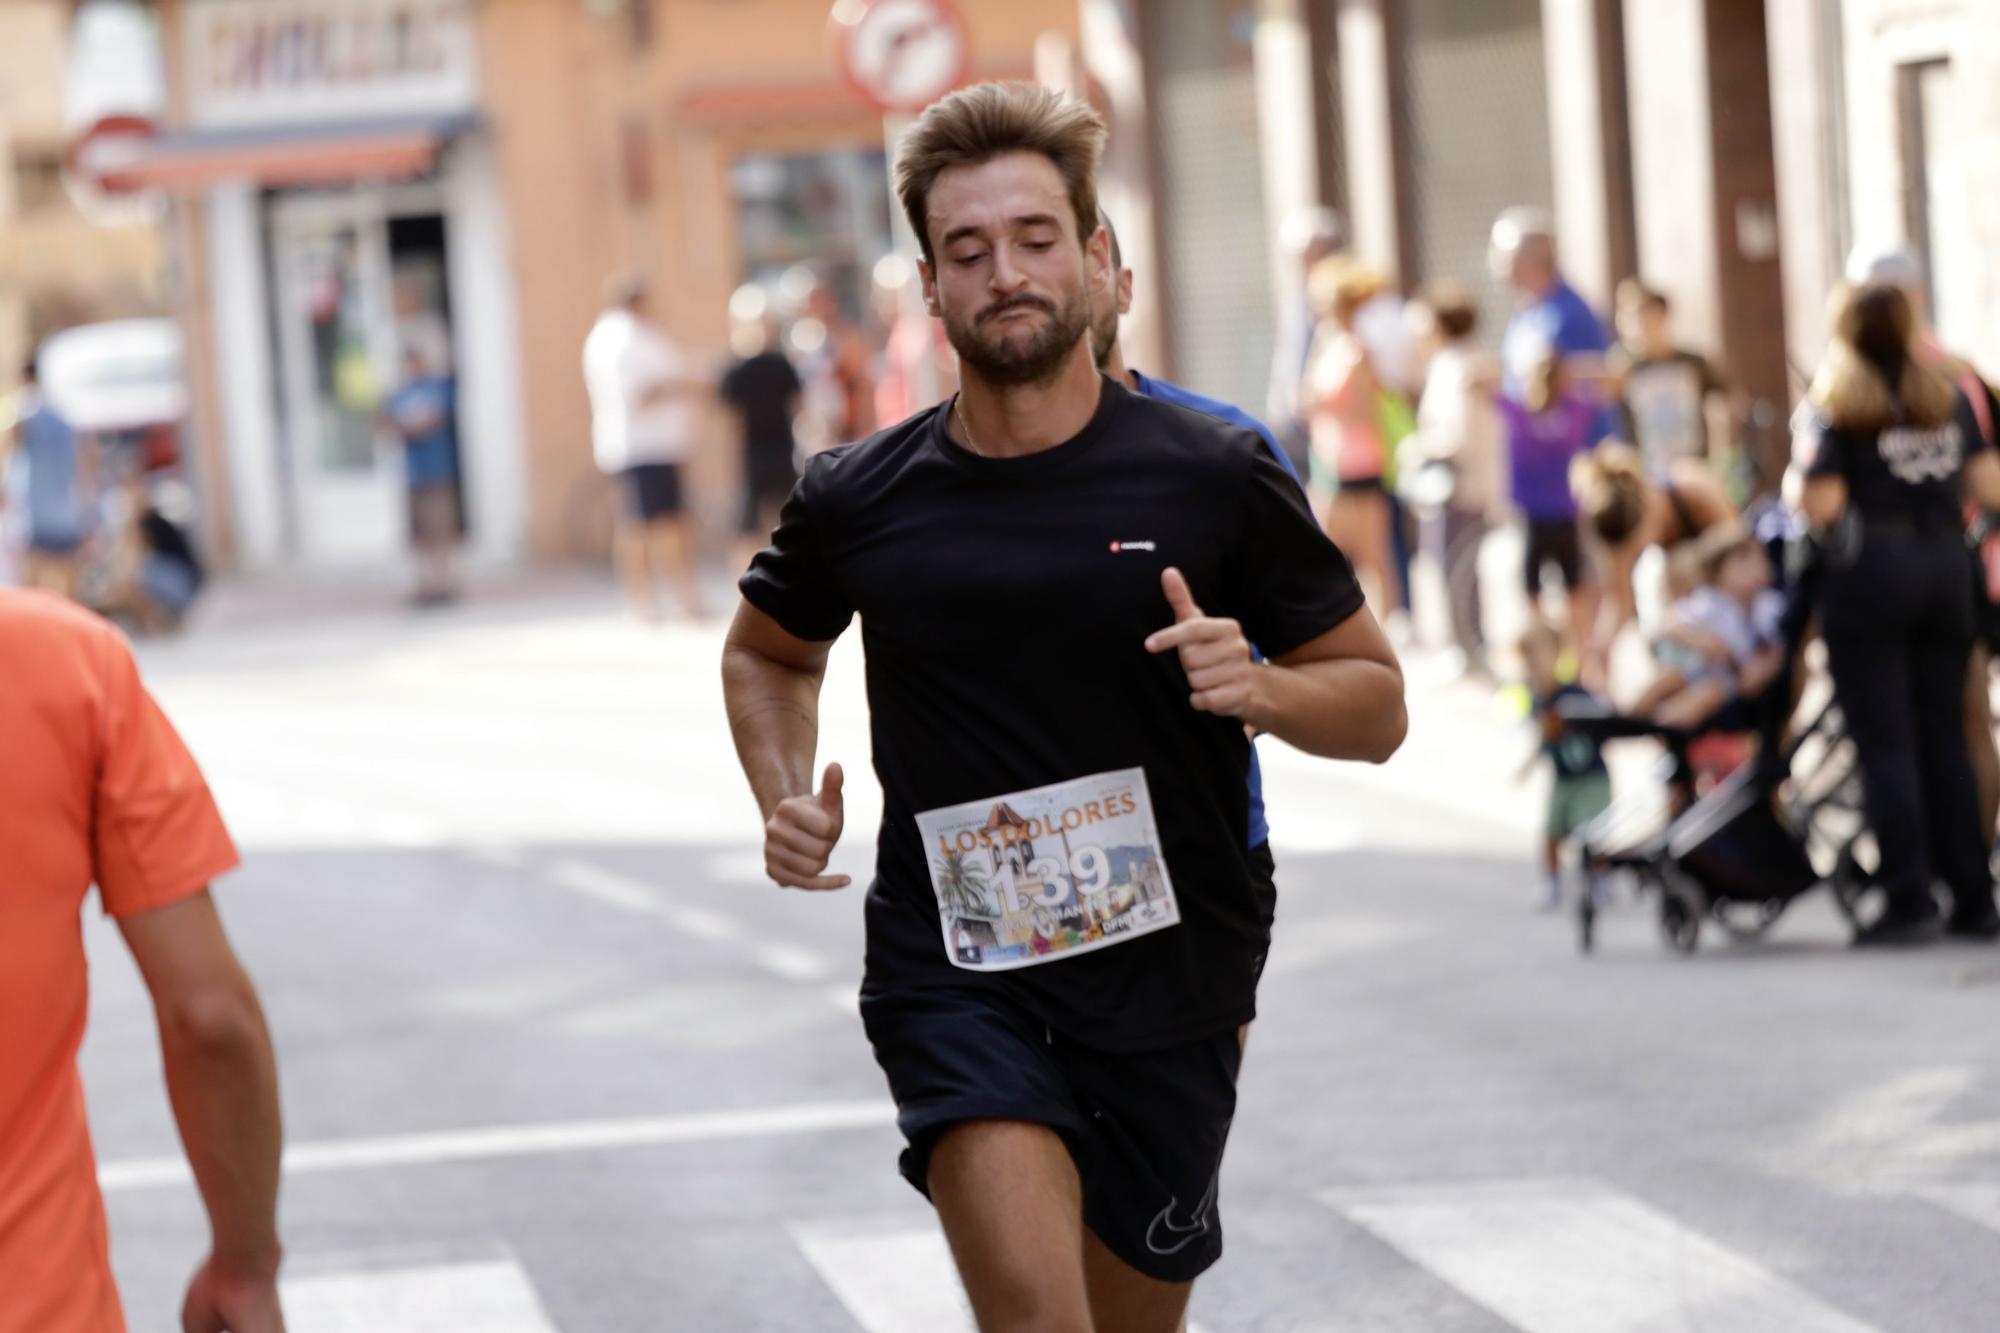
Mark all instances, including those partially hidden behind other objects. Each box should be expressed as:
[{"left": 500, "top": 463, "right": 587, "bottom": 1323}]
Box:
[
  {"left": 791, "top": 1220, "right": 973, "bottom": 1333},
  {"left": 281, "top": 1258, "right": 559, "bottom": 1332},
  {"left": 790, "top": 1215, "right": 1215, "bottom": 1333},
  {"left": 1321, "top": 1178, "right": 1880, "bottom": 1333},
  {"left": 1916, "top": 1183, "right": 2000, "bottom": 1235}
]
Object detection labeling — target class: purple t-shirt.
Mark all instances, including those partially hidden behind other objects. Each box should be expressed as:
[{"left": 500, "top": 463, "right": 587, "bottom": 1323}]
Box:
[{"left": 1500, "top": 396, "right": 1595, "bottom": 521}]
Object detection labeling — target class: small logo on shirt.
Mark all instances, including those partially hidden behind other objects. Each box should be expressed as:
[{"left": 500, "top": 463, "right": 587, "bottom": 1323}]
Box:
[{"left": 1109, "top": 540, "right": 1157, "bottom": 553}]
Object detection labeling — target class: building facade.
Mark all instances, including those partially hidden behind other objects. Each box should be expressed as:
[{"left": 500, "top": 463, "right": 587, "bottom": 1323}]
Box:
[
  {"left": 0, "top": 0, "right": 165, "bottom": 393},
  {"left": 133, "top": 0, "right": 1075, "bottom": 574},
  {"left": 1098, "top": 0, "right": 1999, "bottom": 491}
]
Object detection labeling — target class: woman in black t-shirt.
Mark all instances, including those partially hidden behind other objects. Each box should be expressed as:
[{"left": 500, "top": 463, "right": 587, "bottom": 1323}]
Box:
[{"left": 1793, "top": 282, "right": 2000, "bottom": 943}]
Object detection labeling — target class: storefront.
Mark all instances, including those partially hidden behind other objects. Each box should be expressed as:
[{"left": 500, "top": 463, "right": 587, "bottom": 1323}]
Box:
[
  {"left": 141, "top": 0, "right": 526, "bottom": 572},
  {"left": 130, "top": 0, "right": 1078, "bottom": 572}
]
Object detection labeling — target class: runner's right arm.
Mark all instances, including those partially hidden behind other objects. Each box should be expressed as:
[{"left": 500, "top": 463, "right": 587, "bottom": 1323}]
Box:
[{"left": 722, "top": 601, "right": 851, "bottom": 890}]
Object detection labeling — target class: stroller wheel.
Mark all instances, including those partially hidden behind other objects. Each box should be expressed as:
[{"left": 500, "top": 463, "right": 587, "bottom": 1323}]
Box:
[
  {"left": 1658, "top": 873, "right": 1704, "bottom": 954},
  {"left": 1830, "top": 846, "right": 1872, "bottom": 929}
]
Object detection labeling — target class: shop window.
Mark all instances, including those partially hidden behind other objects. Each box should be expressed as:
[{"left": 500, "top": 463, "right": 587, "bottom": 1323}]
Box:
[{"left": 728, "top": 148, "right": 892, "bottom": 323}]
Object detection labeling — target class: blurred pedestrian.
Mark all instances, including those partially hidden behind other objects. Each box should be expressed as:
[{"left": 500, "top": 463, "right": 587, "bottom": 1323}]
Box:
[
  {"left": 1407, "top": 284, "right": 1503, "bottom": 677},
  {"left": 1791, "top": 280, "right": 2000, "bottom": 944},
  {"left": 1610, "top": 281, "right": 1732, "bottom": 477},
  {"left": 721, "top": 288, "right": 804, "bottom": 567},
  {"left": 1267, "top": 207, "right": 1344, "bottom": 480},
  {"left": 8, "top": 357, "right": 91, "bottom": 600},
  {"left": 799, "top": 277, "right": 876, "bottom": 446},
  {"left": 95, "top": 497, "right": 207, "bottom": 636},
  {"left": 583, "top": 273, "right": 711, "bottom": 621},
  {"left": 872, "top": 253, "right": 956, "bottom": 427},
  {"left": 1849, "top": 244, "right": 2000, "bottom": 861},
  {"left": 0, "top": 589, "right": 286, "bottom": 1332},
  {"left": 1571, "top": 443, "right": 1737, "bottom": 658},
  {"left": 1304, "top": 255, "right": 1400, "bottom": 616},
  {"left": 1498, "top": 350, "right": 1602, "bottom": 669},
  {"left": 1491, "top": 208, "right": 1614, "bottom": 432},
  {"left": 1520, "top": 620, "right": 1612, "bottom": 911},
  {"left": 382, "top": 347, "right": 462, "bottom": 607}
]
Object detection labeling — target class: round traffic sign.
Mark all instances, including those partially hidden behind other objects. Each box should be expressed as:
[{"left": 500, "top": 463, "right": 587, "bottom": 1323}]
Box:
[{"left": 835, "top": 0, "right": 971, "bottom": 114}]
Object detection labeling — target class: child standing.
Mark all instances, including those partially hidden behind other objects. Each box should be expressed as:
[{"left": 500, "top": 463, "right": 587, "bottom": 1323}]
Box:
[{"left": 1521, "top": 622, "right": 1613, "bottom": 910}]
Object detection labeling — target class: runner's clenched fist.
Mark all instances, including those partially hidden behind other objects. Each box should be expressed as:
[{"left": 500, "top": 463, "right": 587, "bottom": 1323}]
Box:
[
  {"left": 765, "top": 762, "right": 850, "bottom": 891},
  {"left": 1145, "top": 567, "right": 1259, "bottom": 719}
]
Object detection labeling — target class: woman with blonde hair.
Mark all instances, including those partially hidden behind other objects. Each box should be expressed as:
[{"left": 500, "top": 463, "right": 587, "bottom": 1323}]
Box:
[
  {"left": 1302, "top": 256, "right": 1399, "bottom": 614},
  {"left": 1793, "top": 281, "right": 2000, "bottom": 943}
]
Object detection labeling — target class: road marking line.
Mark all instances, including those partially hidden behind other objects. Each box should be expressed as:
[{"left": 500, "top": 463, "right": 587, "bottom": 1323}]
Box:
[
  {"left": 790, "top": 1217, "right": 1212, "bottom": 1333},
  {"left": 100, "top": 1098, "right": 895, "bottom": 1194},
  {"left": 460, "top": 842, "right": 527, "bottom": 870},
  {"left": 281, "top": 1259, "right": 559, "bottom": 1333},
  {"left": 1917, "top": 1184, "right": 2000, "bottom": 1235},
  {"left": 542, "top": 858, "right": 661, "bottom": 914},
  {"left": 753, "top": 940, "right": 835, "bottom": 981},
  {"left": 1322, "top": 1179, "right": 1879, "bottom": 1333},
  {"left": 539, "top": 855, "right": 851, "bottom": 985},
  {"left": 792, "top": 1222, "right": 972, "bottom": 1333}
]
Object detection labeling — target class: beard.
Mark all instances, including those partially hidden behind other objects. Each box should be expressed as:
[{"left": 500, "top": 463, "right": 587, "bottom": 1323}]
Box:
[{"left": 944, "top": 287, "right": 1092, "bottom": 388}]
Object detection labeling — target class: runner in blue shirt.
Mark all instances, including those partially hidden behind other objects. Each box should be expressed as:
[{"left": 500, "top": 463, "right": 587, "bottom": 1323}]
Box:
[{"left": 1090, "top": 210, "right": 1304, "bottom": 975}]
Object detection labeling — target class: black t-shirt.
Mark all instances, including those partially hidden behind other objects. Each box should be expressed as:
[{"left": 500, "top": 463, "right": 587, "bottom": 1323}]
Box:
[
  {"left": 740, "top": 379, "right": 1365, "bottom": 1051},
  {"left": 720, "top": 352, "right": 804, "bottom": 479},
  {"left": 1615, "top": 347, "right": 1727, "bottom": 474},
  {"left": 1799, "top": 390, "right": 1992, "bottom": 526}
]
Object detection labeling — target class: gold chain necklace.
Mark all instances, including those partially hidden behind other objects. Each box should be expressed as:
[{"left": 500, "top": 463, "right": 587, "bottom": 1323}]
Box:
[{"left": 952, "top": 394, "right": 983, "bottom": 456}]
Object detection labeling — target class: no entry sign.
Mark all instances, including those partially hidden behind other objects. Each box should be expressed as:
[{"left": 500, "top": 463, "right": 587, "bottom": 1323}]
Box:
[{"left": 835, "top": 0, "right": 971, "bottom": 114}]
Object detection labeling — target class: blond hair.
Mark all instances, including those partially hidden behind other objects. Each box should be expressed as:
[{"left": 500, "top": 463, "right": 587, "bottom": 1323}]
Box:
[
  {"left": 1308, "top": 256, "right": 1387, "bottom": 327},
  {"left": 1571, "top": 443, "right": 1648, "bottom": 545},
  {"left": 1808, "top": 282, "right": 1956, "bottom": 431},
  {"left": 892, "top": 82, "right": 1107, "bottom": 266}
]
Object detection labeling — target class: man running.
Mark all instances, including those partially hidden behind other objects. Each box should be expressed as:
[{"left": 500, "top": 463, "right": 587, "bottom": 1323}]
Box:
[{"left": 722, "top": 82, "right": 1406, "bottom": 1331}]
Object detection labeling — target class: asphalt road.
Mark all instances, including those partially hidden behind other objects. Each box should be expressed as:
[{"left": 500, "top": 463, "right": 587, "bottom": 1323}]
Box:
[{"left": 77, "top": 580, "right": 2000, "bottom": 1332}]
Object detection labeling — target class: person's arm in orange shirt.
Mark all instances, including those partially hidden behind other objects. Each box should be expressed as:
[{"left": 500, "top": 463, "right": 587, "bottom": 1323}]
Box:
[
  {"left": 119, "top": 893, "right": 286, "bottom": 1333},
  {"left": 91, "top": 622, "right": 284, "bottom": 1332}
]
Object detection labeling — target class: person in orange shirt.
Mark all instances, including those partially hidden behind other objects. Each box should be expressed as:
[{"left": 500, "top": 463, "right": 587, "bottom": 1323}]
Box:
[{"left": 0, "top": 589, "right": 286, "bottom": 1333}]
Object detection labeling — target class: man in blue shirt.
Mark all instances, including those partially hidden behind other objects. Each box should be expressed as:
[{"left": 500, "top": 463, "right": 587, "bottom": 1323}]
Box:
[
  {"left": 1090, "top": 211, "right": 1305, "bottom": 978},
  {"left": 383, "top": 348, "right": 462, "bottom": 606},
  {"left": 1490, "top": 208, "right": 1615, "bottom": 434},
  {"left": 8, "top": 358, "right": 90, "bottom": 601}
]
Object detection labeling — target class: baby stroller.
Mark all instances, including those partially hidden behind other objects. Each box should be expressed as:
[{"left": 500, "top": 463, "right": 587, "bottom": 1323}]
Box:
[{"left": 1565, "top": 525, "right": 1875, "bottom": 953}]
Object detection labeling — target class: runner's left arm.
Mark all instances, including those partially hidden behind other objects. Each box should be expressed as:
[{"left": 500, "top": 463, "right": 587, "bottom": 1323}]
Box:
[
  {"left": 1147, "top": 567, "right": 1405, "bottom": 764},
  {"left": 1252, "top": 611, "right": 1407, "bottom": 762}
]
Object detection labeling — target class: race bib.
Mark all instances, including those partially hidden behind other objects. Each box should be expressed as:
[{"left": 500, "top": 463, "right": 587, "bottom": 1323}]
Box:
[{"left": 915, "top": 767, "right": 1180, "bottom": 972}]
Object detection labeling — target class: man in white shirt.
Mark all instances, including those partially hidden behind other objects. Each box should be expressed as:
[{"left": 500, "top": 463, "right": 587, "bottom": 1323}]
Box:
[{"left": 583, "top": 274, "right": 710, "bottom": 619}]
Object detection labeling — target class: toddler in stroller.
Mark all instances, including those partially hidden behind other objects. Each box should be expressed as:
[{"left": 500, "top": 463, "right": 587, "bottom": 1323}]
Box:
[
  {"left": 1562, "top": 523, "right": 1870, "bottom": 951},
  {"left": 1630, "top": 523, "right": 1789, "bottom": 792}
]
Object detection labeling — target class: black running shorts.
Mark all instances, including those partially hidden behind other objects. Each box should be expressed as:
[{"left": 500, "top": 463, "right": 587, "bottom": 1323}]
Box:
[
  {"left": 860, "top": 985, "right": 1244, "bottom": 1283},
  {"left": 1524, "top": 517, "right": 1585, "bottom": 592},
  {"left": 622, "top": 462, "right": 685, "bottom": 521}
]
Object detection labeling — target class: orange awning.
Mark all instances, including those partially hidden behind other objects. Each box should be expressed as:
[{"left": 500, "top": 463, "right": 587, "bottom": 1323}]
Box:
[{"left": 103, "top": 114, "right": 474, "bottom": 192}]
